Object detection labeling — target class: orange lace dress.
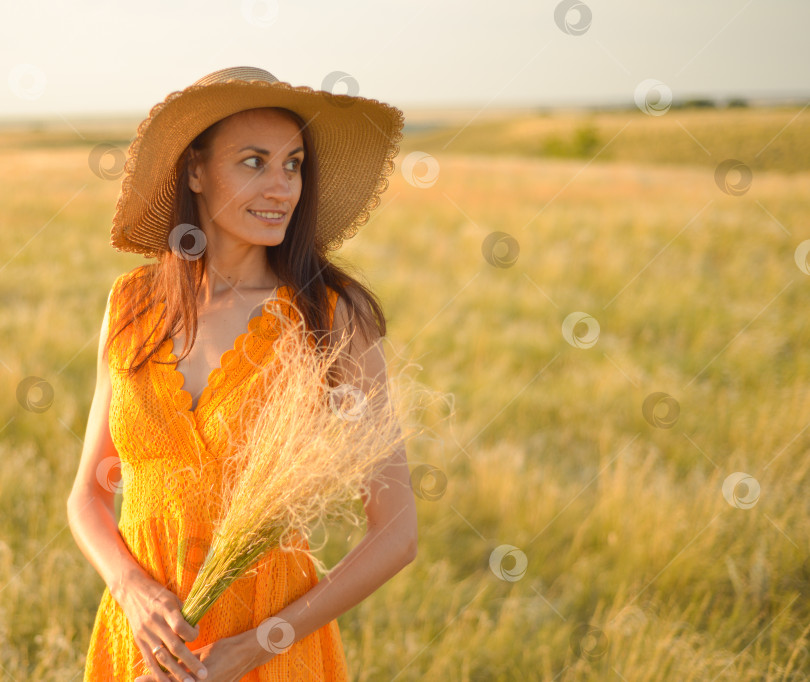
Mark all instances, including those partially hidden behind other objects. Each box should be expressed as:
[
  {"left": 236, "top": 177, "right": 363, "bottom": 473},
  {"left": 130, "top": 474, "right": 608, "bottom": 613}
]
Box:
[{"left": 83, "top": 266, "right": 350, "bottom": 681}]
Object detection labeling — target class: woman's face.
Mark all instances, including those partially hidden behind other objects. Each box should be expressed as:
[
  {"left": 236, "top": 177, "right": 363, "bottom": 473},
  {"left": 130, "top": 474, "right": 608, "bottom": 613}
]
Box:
[{"left": 187, "top": 108, "right": 305, "bottom": 249}]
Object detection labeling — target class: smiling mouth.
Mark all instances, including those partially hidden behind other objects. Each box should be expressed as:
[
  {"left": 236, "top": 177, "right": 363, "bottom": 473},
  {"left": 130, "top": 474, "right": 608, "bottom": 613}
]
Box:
[{"left": 249, "top": 209, "right": 286, "bottom": 220}]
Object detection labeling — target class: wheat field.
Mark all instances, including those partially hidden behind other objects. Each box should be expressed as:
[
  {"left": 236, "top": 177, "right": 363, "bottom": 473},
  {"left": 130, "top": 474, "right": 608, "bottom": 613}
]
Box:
[{"left": 1, "top": 105, "right": 809, "bottom": 680}]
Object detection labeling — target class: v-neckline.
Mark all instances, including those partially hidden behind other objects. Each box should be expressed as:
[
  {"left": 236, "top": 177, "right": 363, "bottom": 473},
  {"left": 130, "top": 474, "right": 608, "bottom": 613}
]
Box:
[{"left": 159, "top": 285, "right": 292, "bottom": 419}]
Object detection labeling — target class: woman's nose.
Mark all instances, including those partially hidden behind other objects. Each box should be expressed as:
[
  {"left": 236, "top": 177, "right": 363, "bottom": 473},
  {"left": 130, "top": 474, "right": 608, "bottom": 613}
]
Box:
[{"left": 260, "top": 164, "right": 294, "bottom": 199}]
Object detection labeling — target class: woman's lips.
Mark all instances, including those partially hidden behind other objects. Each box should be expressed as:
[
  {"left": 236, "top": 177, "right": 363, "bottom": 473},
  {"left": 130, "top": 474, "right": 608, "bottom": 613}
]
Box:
[{"left": 249, "top": 209, "right": 286, "bottom": 224}]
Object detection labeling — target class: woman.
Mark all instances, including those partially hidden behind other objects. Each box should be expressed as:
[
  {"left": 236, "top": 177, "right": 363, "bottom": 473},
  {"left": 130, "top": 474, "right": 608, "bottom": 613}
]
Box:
[{"left": 67, "top": 66, "right": 416, "bottom": 681}]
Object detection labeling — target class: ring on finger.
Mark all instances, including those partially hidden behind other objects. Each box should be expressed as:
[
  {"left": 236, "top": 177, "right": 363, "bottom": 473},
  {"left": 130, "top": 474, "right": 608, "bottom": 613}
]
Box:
[{"left": 151, "top": 643, "right": 166, "bottom": 656}]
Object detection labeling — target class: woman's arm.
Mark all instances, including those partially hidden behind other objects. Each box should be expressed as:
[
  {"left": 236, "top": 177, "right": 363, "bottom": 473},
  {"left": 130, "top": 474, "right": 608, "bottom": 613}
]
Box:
[
  {"left": 67, "top": 287, "right": 208, "bottom": 682},
  {"left": 66, "top": 287, "right": 149, "bottom": 602},
  {"left": 234, "top": 295, "right": 419, "bottom": 668}
]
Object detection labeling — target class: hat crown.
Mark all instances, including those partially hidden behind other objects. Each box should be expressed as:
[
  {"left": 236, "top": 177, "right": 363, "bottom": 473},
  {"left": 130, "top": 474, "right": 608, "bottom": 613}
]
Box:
[
  {"left": 192, "top": 66, "right": 279, "bottom": 87},
  {"left": 112, "top": 66, "right": 405, "bottom": 256}
]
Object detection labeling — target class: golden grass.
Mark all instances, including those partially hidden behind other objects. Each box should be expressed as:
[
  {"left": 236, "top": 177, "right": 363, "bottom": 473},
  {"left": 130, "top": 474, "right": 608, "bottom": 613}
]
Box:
[
  {"left": 1, "top": 105, "right": 809, "bottom": 680},
  {"left": 402, "top": 106, "right": 810, "bottom": 173}
]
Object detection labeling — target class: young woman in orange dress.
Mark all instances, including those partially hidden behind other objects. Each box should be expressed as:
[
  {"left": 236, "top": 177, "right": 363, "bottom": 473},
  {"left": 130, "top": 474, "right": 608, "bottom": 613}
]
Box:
[{"left": 67, "top": 66, "right": 416, "bottom": 681}]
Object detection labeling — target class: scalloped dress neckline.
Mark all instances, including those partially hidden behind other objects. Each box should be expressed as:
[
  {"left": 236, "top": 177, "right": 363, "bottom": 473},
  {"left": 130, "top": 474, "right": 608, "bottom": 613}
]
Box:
[{"left": 156, "top": 285, "right": 293, "bottom": 421}]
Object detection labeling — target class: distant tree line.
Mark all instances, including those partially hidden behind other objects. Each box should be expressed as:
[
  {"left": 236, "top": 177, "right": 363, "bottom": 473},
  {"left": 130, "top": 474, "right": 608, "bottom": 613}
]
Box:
[{"left": 672, "top": 98, "right": 750, "bottom": 109}]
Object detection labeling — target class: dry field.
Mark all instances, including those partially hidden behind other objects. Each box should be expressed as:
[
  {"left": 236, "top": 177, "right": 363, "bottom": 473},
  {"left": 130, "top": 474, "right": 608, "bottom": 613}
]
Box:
[{"left": 1, "top": 105, "right": 808, "bottom": 680}]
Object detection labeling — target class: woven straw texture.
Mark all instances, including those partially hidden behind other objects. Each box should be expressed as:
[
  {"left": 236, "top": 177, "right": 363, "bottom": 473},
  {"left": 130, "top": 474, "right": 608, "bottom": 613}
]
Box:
[{"left": 110, "top": 67, "right": 405, "bottom": 258}]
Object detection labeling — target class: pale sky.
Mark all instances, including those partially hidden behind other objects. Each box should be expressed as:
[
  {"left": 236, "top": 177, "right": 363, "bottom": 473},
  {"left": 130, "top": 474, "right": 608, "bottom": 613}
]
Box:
[{"left": 1, "top": 0, "right": 808, "bottom": 121}]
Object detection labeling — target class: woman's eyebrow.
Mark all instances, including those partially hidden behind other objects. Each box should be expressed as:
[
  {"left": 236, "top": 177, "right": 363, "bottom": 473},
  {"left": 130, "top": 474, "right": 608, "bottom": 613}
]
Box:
[{"left": 238, "top": 145, "right": 305, "bottom": 156}]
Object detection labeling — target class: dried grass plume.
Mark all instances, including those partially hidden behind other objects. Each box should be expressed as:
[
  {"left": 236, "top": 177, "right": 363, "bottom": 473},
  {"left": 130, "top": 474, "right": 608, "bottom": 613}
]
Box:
[{"left": 180, "top": 294, "right": 446, "bottom": 626}]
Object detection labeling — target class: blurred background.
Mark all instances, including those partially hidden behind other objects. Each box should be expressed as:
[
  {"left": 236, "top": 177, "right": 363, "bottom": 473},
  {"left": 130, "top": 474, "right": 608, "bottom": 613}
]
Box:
[{"left": 1, "top": 1, "right": 809, "bottom": 679}]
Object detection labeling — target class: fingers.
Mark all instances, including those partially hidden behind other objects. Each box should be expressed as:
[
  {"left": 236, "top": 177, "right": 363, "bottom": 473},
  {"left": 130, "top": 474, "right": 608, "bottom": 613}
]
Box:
[
  {"left": 165, "top": 604, "right": 201, "bottom": 644},
  {"left": 135, "top": 643, "right": 172, "bottom": 682},
  {"left": 134, "top": 630, "right": 198, "bottom": 682},
  {"left": 131, "top": 588, "right": 206, "bottom": 681},
  {"left": 147, "top": 640, "right": 196, "bottom": 682},
  {"left": 164, "top": 605, "right": 207, "bottom": 678},
  {"left": 133, "top": 636, "right": 170, "bottom": 682},
  {"left": 159, "top": 631, "right": 208, "bottom": 681}
]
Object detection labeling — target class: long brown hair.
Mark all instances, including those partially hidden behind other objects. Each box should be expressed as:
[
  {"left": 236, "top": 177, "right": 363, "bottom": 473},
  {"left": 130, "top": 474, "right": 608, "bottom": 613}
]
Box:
[{"left": 105, "top": 107, "right": 386, "bottom": 384}]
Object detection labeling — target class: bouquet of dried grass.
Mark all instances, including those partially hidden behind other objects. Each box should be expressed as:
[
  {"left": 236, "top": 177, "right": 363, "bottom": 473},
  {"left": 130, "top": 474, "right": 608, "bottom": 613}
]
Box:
[{"left": 178, "top": 297, "right": 425, "bottom": 627}]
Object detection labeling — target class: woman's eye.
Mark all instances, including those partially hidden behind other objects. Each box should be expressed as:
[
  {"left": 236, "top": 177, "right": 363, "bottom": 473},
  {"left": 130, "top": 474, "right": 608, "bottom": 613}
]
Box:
[{"left": 243, "top": 157, "right": 301, "bottom": 171}]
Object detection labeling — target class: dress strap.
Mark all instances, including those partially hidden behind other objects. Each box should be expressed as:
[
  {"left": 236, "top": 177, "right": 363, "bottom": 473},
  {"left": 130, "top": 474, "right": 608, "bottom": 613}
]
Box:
[{"left": 327, "top": 286, "right": 340, "bottom": 332}]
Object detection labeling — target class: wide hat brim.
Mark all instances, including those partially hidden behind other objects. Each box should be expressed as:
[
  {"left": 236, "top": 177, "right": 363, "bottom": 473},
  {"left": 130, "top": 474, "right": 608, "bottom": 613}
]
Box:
[{"left": 110, "top": 67, "right": 405, "bottom": 257}]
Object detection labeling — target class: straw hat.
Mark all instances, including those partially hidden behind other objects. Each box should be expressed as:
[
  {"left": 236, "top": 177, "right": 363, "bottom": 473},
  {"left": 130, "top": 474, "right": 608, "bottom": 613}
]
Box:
[{"left": 110, "top": 66, "right": 405, "bottom": 258}]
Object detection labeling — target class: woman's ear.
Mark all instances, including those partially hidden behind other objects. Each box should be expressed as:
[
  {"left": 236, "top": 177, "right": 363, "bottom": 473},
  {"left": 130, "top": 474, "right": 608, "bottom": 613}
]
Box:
[{"left": 187, "top": 150, "right": 203, "bottom": 194}]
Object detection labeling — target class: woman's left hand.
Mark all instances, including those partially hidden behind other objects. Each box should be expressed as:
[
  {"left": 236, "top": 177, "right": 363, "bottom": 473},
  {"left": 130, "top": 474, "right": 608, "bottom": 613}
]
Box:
[{"left": 135, "top": 634, "right": 255, "bottom": 682}]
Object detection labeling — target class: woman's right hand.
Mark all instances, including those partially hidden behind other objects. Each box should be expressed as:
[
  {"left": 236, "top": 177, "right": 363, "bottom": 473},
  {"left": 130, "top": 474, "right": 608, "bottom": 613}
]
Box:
[{"left": 113, "top": 569, "right": 208, "bottom": 682}]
